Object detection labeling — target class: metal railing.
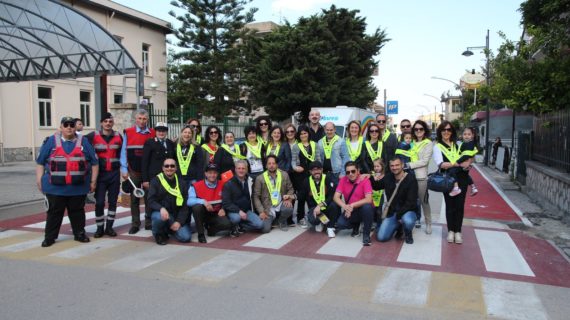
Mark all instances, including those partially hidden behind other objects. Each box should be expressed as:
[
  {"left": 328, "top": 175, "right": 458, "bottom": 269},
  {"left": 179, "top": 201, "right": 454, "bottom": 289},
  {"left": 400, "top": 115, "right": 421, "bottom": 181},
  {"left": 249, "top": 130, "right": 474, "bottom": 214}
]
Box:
[{"left": 532, "top": 109, "right": 570, "bottom": 173}]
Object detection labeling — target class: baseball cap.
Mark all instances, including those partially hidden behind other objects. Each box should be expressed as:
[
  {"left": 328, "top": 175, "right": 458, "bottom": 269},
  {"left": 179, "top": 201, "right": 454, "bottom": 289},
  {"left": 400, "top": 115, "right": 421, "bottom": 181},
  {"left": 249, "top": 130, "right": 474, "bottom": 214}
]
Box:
[
  {"left": 205, "top": 163, "right": 219, "bottom": 173},
  {"left": 101, "top": 112, "right": 113, "bottom": 122},
  {"left": 309, "top": 161, "right": 323, "bottom": 170},
  {"left": 60, "top": 116, "right": 75, "bottom": 124},
  {"left": 155, "top": 122, "right": 168, "bottom": 130}
]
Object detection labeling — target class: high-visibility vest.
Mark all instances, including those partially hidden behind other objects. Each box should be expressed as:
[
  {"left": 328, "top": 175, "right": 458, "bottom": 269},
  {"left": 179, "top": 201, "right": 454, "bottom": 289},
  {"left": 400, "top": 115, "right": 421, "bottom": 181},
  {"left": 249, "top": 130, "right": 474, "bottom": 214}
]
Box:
[
  {"left": 92, "top": 131, "right": 122, "bottom": 171},
  {"left": 48, "top": 133, "right": 87, "bottom": 185},
  {"left": 124, "top": 126, "right": 155, "bottom": 172}
]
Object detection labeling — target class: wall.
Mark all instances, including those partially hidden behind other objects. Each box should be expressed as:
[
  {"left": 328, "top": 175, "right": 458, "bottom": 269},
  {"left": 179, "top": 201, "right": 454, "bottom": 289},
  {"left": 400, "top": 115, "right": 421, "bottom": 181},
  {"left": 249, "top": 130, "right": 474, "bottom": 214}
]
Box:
[{"left": 525, "top": 160, "right": 570, "bottom": 222}]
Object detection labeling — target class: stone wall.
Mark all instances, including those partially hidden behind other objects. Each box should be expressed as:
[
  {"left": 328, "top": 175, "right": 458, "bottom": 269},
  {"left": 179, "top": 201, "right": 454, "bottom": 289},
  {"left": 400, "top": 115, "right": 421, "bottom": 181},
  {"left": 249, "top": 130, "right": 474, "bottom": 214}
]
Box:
[
  {"left": 2, "top": 147, "right": 34, "bottom": 162},
  {"left": 108, "top": 103, "right": 140, "bottom": 133},
  {"left": 525, "top": 160, "right": 570, "bottom": 222}
]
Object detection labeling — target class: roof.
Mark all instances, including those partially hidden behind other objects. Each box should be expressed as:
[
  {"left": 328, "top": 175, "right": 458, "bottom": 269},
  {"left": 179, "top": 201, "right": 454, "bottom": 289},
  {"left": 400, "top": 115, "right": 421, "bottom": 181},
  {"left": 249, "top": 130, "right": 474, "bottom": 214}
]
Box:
[
  {"left": 85, "top": 0, "right": 171, "bottom": 33},
  {"left": 0, "top": 0, "right": 140, "bottom": 82}
]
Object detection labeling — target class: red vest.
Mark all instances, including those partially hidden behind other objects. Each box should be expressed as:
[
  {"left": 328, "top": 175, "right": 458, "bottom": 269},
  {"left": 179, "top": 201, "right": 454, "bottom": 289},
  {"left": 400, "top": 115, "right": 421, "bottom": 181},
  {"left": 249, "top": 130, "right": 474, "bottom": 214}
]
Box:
[
  {"left": 48, "top": 133, "right": 87, "bottom": 185},
  {"left": 124, "top": 126, "right": 155, "bottom": 172},
  {"left": 193, "top": 180, "right": 224, "bottom": 212},
  {"left": 93, "top": 131, "right": 122, "bottom": 172}
]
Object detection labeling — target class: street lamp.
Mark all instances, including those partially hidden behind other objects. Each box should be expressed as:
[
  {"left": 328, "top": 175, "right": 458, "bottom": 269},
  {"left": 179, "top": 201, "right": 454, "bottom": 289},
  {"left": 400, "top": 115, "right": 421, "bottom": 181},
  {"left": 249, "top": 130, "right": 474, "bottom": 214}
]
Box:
[
  {"left": 462, "top": 29, "right": 490, "bottom": 165},
  {"left": 430, "top": 76, "right": 461, "bottom": 91},
  {"left": 423, "top": 93, "right": 445, "bottom": 122}
]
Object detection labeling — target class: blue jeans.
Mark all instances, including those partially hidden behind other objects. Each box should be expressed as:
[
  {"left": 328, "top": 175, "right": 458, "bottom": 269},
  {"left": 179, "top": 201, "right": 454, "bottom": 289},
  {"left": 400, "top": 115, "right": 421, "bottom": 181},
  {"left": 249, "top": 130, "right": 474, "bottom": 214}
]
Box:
[
  {"left": 376, "top": 211, "right": 416, "bottom": 242},
  {"left": 227, "top": 210, "right": 264, "bottom": 231},
  {"left": 151, "top": 211, "right": 191, "bottom": 243},
  {"left": 336, "top": 204, "right": 374, "bottom": 239},
  {"left": 306, "top": 202, "right": 340, "bottom": 229}
]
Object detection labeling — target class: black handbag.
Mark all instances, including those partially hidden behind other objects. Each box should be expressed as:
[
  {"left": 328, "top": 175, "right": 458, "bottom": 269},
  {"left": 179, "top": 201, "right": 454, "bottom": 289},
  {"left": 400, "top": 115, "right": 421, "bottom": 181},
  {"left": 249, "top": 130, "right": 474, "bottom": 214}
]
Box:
[{"left": 427, "top": 169, "right": 456, "bottom": 193}]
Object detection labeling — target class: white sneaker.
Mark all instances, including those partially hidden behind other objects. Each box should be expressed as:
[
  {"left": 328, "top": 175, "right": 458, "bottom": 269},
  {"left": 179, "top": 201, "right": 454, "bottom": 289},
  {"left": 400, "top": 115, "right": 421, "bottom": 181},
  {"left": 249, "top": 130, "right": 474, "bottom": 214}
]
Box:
[
  {"left": 315, "top": 223, "right": 323, "bottom": 233},
  {"left": 425, "top": 224, "right": 432, "bottom": 235},
  {"left": 327, "top": 228, "right": 336, "bottom": 238},
  {"left": 454, "top": 232, "right": 463, "bottom": 244},
  {"left": 298, "top": 218, "right": 308, "bottom": 229},
  {"left": 470, "top": 185, "right": 478, "bottom": 196},
  {"left": 449, "top": 187, "right": 461, "bottom": 197},
  {"left": 447, "top": 231, "right": 455, "bottom": 243}
]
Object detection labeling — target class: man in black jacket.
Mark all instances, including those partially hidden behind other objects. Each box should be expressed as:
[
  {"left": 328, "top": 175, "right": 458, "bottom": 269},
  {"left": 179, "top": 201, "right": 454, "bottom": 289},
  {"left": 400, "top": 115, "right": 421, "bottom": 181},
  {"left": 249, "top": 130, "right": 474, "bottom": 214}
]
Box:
[
  {"left": 376, "top": 114, "right": 398, "bottom": 163},
  {"left": 141, "top": 122, "right": 175, "bottom": 232},
  {"left": 374, "top": 157, "right": 418, "bottom": 244},
  {"left": 298, "top": 161, "right": 339, "bottom": 238},
  {"left": 148, "top": 158, "right": 191, "bottom": 245}
]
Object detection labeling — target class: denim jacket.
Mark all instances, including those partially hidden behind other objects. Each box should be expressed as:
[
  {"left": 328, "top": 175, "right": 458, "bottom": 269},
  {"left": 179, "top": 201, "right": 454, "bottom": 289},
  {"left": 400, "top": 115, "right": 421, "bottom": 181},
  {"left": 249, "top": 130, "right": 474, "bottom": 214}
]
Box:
[{"left": 317, "top": 135, "right": 349, "bottom": 177}]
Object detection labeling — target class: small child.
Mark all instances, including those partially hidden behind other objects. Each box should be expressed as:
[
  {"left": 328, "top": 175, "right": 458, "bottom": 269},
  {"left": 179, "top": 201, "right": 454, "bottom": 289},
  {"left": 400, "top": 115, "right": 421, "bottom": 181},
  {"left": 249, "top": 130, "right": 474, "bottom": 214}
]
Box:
[
  {"left": 395, "top": 133, "right": 414, "bottom": 173},
  {"left": 370, "top": 158, "right": 385, "bottom": 231},
  {"left": 449, "top": 127, "right": 478, "bottom": 196}
]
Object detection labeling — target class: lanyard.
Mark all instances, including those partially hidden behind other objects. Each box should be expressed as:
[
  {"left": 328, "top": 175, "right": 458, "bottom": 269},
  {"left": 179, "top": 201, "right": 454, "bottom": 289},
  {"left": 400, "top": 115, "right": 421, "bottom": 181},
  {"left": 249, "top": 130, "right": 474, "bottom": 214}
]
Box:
[
  {"left": 309, "top": 174, "right": 326, "bottom": 205},
  {"left": 201, "top": 143, "right": 218, "bottom": 155},
  {"left": 263, "top": 170, "right": 282, "bottom": 206},
  {"left": 410, "top": 139, "right": 431, "bottom": 162},
  {"left": 365, "top": 140, "right": 383, "bottom": 161},
  {"left": 382, "top": 130, "right": 391, "bottom": 142},
  {"left": 221, "top": 143, "right": 245, "bottom": 159},
  {"left": 298, "top": 141, "right": 316, "bottom": 162},
  {"left": 176, "top": 144, "right": 195, "bottom": 175},
  {"left": 437, "top": 142, "right": 460, "bottom": 164},
  {"left": 157, "top": 173, "right": 183, "bottom": 206},
  {"left": 245, "top": 141, "right": 262, "bottom": 158},
  {"left": 322, "top": 135, "right": 339, "bottom": 159},
  {"left": 345, "top": 136, "right": 363, "bottom": 161},
  {"left": 266, "top": 142, "right": 281, "bottom": 157}
]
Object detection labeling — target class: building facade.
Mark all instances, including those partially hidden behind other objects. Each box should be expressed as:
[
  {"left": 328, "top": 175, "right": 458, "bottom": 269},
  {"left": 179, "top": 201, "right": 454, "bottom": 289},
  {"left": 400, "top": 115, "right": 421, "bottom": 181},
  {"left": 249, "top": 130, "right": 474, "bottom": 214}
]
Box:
[{"left": 0, "top": 0, "right": 170, "bottom": 161}]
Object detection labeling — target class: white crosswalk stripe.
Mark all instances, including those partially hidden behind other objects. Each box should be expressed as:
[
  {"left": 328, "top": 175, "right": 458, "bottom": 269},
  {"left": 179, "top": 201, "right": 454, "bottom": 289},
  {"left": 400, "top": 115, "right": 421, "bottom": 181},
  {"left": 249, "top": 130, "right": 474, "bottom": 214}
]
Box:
[
  {"left": 50, "top": 238, "right": 125, "bottom": 259},
  {"left": 0, "top": 230, "right": 29, "bottom": 239},
  {"left": 482, "top": 278, "right": 547, "bottom": 320},
  {"left": 269, "top": 258, "right": 342, "bottom": 294},
  {"left": 475, "top": 229, "right": 535, "bottom": 277},
  {"left": 104, "top": 245, "right": 191, "bottom": 272},
  {"left": 244, "top": 227, "right": 305, "bottom": 249},
  {"left": 397, "top": 225, "right": 442, "bottom": 266},
  {"left": 23, "top": 207, "right": 130, "bottom": 229},
  {"left": 0, "top": 235, "right": 72, "bottom": 252},
  {"left": 372, "top": 268, "right": 432, "bottom": 306},
  {"left": 317, "top": 231, "right": 363, "bottom": 257},
  {"left": 183, "top": 250, "right": 262, "bottom": 282}
]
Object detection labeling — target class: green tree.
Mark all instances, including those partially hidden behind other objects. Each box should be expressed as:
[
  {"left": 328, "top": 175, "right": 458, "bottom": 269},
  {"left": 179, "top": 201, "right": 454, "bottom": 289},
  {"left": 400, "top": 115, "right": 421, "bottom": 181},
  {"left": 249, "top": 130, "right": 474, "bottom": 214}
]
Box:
[
  {"left": 169, "top": 0, "right": 257, "bottom": 119},
  {"left": 247, "top": 6, "right": 389, "bottom": 121}
]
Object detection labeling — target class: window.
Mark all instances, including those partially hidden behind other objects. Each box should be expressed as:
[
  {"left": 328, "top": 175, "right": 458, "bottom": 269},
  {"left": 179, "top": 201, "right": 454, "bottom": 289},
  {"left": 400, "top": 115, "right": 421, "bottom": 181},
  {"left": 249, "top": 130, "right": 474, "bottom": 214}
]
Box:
[
  {"left": 80, "top": 91, "right": 91, "bottom": 127},
  {"left": 113, "top": 93, "right": 123, "bottom": 104},
  {"left": 451, "top": 100, "right": 463, "bottom": 113},
  {"left": 142, "top": 43, "right": 150, "bottom": 75},
  {"left": 38, "top": 86, "right": 52, "bottom": 127}
]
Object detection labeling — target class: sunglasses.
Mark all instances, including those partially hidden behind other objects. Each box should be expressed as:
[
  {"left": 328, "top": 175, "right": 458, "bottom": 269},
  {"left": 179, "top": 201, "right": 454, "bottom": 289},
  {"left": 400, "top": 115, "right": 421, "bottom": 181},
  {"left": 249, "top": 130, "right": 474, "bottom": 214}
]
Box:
[
  {"left": 414, "top": 127, "right": 424, "bottom": 132},
  {"left": 377, "top": 120, "right": 386, "bottom": 123},
  {"left": 62, "top": 122, "right": 75, "bottom": 128},
  {"left": 369, "top": 129, "right": 379, "bottom": 133},
  {"left": 259, "top": 122, "right": 269, "bottom": 126},
  {"left": 163, "top": 164, "right": 176, "bottom": 168},
  {"left": 401, "top": 125, "right": 411, "bottom": 128},
  {"left": 286, "top": 130, "right": 295, "bottom": 134},
  {"left": 442, "top": 128, "right": 453, "bottom": 132},
  {"left": 345, "top": 169, "right": 357, "bottom": 175},
  {"left": 186, "top": 124, "right": 197, "bottom": 129},
  {"left": 209, "top": 131, "right": 219, "bottom": 135}
]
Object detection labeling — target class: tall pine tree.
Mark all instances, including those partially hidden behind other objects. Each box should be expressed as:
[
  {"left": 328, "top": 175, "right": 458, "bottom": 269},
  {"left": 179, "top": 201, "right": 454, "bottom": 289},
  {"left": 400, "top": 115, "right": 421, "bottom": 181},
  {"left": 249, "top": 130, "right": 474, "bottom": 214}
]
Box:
[{"left": 169, "top": 0, "right": 257, "bottom": 119}]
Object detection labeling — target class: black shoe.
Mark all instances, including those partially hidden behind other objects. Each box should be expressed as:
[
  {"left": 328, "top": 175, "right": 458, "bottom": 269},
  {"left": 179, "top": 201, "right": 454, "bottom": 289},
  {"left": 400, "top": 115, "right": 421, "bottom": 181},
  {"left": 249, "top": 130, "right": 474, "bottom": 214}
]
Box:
[
  {"left": 41, "top": 239, "right": 55, "bottom": 247},
  {"left": 105, "top": 227, "right": 117, "bottom": 237},
  {"left": 394, "top": 226, "right": 404, "bottom": 240},
  {"left": 207, "top": 229, "right": 217, "bottom": 237},
  {"left": 144, "top": 221, "right": 152, "bottom": 230},
  {"left": 351, "top": 226, "right": 360, "bottom": 237},
  {"left": 363, "top": 235, "right": 371, "bottom": 246},
  {"left": 155, "top": 234, "right": 167, "bottom": 245},
  {"left": 198, "top": 234, "right": 207, "bottom": 243},
  {"left": 405, "top": 233, "right": 414, "bottom": 244},
  {"left": 128, "top": 226, "right": 139, "bottom": 234},
  {"left": 74, "top": 232, "right": 90, "bottom": 243},
  {"left": 237, "top": 225, "right": 246, "bottom": 234},
  {"left": 93, "top": 226, "right": 104, "bottom": 238},
  {"left": 230, "top": 226, "right": 240, "bottom": 238}
]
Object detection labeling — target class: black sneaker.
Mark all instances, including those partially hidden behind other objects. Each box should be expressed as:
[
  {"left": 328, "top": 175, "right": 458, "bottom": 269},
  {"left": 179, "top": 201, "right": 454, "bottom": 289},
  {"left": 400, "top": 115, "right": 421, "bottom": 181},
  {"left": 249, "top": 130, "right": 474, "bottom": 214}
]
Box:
[
  {"left": 128, "top": 226, "right": 139, "bottom": 234},
  {"left": 405, "top": 233, "right": 414, "bottom": 244},
  {"left": 105, "top": 227, "right": 117, "bottom": 237},
  {"left": 394, "top": 226, "right": 404, "bottom": 240},
  {"left": 144, "top": 221, "right": 152, "bottom": 230},
  {"left": 363, "top": 235, "right": 371, "bottom": 246},
  {"left": 351, "top": 226, "right": 360, "bottom": 237},
  {"left": 155, "top": 234, "right": 167, "bottom": 245},
  {"left": 74, "top": 232, "right": 90, "bottom": 243},
  {"left": 41, "top": 239, "right": 55, "bottom": 247},
  {"left": 237, "top": 225, "right": 246, "bottom": 234},
  {"left": 230, "top": 226, "right": 240, "bottom": 238},
  {"left": 93, "top": 226, "right": 104, "bottom": 238},
  {"left": 198, "top": 234, "right": 207, "bottom": 243}
]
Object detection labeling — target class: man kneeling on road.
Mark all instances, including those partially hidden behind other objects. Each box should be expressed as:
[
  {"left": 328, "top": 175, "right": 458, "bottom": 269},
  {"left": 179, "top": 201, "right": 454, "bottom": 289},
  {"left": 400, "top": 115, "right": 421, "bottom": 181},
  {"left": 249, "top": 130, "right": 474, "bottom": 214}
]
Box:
[
  {"left": 147, "top": 158, "right": 191, "bottom": 245},
  {"left": 253, "top": 155, "right": 295, "bottom": 233},
  {"left": 375, "top": 157, "right": 418, "bottom": 244},
  {"left": 298, "top": 161, "right": 339, "bottom": 238},
  {"left": 333, "top": 161, "right": 374, "bottom": 246},
  {"left": 188, "top": 164, "right": 232, "bottom": 243}
]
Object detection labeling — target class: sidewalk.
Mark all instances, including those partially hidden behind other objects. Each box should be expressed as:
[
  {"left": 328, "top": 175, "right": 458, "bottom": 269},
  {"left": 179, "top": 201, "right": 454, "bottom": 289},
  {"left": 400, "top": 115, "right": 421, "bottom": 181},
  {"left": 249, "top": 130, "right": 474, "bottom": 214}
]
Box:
[{"left": 0, "top": 161, "right": 43, "bottom": 208}]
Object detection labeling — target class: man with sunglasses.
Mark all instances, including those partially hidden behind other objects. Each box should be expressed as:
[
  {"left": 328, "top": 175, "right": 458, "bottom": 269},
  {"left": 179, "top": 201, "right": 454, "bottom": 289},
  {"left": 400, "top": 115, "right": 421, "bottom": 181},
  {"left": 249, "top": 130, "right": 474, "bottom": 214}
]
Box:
[
  {"left": 36, "top": 116, "right": 99, "bottom": 247},
  {"left": 147, "top": 159, "right": 191, "bottom": 245},
  {"left": 308, "top": 109, "right": 324, "bottom": 142},
  {"left": 85, "top": 112, "right": 123, "bottom": 238},
  {"left": 141, "top": 122, "right": 175, "bottom": 233},
  {"left": 399, "top": 119, "right": 413, "bottom": 141},
  {"left": 333, "top": 161, "right": 375, "bottom": 246},
  {"left": 120, "top": 109, "right": 156, "bottom": 234},
  {"left": 376, "top": 114, "right": 398, "bottom": 164}
]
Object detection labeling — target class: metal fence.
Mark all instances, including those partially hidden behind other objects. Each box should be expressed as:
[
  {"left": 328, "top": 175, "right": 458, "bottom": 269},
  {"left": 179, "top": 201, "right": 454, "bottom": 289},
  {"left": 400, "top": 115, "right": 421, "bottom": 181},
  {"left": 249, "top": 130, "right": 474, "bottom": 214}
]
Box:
[{"left": 532, "top": 109, "right": 570, "bottom": 173}]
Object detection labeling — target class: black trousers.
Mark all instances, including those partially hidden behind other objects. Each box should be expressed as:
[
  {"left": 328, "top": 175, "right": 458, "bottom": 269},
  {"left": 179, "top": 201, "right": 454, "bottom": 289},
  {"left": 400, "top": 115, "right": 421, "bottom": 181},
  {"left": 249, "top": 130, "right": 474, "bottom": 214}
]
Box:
[
  {"left": 128, "top": 170, "right": 150, "bottom": 227},
  {"left": 95, "top": 170, "right": 120, "bottom": 221},
  {"left": 191, "top": 205, "right": 232, "bottom": 235},
  {"left": 45, "top": 194, "right": 86, "bottom": 241},
  {"left": 443, "top": 171, "right": 468, "bottom": 232}
]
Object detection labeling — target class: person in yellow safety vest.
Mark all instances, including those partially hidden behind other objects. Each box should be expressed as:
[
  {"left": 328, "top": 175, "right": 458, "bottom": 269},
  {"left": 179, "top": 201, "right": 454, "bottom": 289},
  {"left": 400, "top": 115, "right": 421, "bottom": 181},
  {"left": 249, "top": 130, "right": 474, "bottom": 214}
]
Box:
[
  {"left": 376, "top": 114, "right": 398, "bottom": 162},
  {"left": 394, "top": 132, "right": 415, "bottom": 175},
  {"left": 369, "top": 158, "right": 386, "bottom": 230},
  {"left": 447, "top": 127, "right": 479, "bottom": 197}
]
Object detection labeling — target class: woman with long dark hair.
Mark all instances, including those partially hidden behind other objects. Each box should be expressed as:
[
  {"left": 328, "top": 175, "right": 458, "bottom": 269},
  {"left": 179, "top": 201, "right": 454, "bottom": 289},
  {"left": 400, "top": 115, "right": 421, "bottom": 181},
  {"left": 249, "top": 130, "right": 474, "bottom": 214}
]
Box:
[
  {"left": 256, "top": 116, "right": 272, "bottom": 146},
  {"left": 432, "top": 121, "right": 472, "bottom": 244},
  {"left": 215, "top": 131, "right": 245, "bottom": 174},
  {"left": 409, "top": 120, "right": 433, "bottom": 233},
  {"left": 266, "top": 126, "right": 292, "bottom": 172},
  {"left": 202, "top": 125, "right": 222, "bottom": 168},
  {"left": 361, "top": 122, "right": 384, "bottom": 174},
  {"left": 240, "top": 125, "right": 265, "bottom": 182},
  {"left": 186, "top": 118, "right": 203, "bottom": 145}
]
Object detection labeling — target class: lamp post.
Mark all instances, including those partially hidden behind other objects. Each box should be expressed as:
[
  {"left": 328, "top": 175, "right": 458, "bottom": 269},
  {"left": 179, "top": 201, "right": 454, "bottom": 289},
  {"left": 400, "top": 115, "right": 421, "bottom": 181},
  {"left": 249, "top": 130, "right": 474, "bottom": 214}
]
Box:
[
  {"left": 429, "top": 76, "right": 465, "bottom": 119},
  {"left": 462, "top": 29, "right": 490, "bottom": 165},
  {"left": 424, "top": 93, "right": 445, "bottom": 122}
]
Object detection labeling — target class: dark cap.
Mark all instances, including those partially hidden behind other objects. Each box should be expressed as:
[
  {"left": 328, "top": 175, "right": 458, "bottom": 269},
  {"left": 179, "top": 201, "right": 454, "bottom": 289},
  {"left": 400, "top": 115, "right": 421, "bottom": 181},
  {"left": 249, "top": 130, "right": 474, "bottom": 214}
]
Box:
[
  {"left": 205, "top": 163, "right": 219, "bottom": 173},
  {"left": 155, "top": 122, "right": 168, "bottom": 130},
  {"left": 60, "top": 116, "right": 75, "bottom": 124},
  {"left": 309, "top": 161, "right": 323, "bottom": 170},
  {"left": 101, "top": 112, "right": 113, "bottom": 122}
]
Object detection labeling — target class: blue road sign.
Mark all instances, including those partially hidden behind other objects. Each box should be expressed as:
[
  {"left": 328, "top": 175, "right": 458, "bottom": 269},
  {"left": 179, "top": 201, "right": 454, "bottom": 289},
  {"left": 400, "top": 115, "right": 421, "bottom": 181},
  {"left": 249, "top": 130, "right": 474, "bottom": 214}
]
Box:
[{"left": 386, "top": 101, "right": 398, "bottom": 115}]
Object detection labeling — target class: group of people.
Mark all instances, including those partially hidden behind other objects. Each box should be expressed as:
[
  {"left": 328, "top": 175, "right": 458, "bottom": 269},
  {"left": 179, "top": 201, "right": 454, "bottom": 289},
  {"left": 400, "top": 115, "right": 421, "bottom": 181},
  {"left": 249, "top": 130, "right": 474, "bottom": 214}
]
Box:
[{"left": 36, "top": 108, "right": 477, "bottom": 248}]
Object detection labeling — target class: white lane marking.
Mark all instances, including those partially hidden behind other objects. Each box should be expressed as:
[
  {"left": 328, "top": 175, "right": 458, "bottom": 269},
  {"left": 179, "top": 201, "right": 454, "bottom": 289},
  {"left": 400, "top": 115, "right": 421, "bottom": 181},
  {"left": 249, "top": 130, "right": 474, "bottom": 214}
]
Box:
[
  {"left": 191, "top": 232, "right": 221, "bottom": 243},
  {"left": 183, "top": 250, "right": 262, "bottom": 282},
  {"left": 121, "top": 229, "right": 153, "bottom": 238},
  {"left": 50, "top": 238, "right": 125, "bottom": 259},
  {"left": 104, "top": 245, "right": 190, "bottom": 272},
  {"left": 482, "top": 277, "right": 547, "bottom": 320},
  {"left": 470, "top": 220, "right": 508, "bottom": 230},
  {"left": 438, "top": 199, "right": 447, "bottom": 224},
  {"left": 397, "top": 225, "right": 442, "bottom": 266},
  {"left": 372, "top": 268, "right": 431, "bottom": 306},
  {"left": 475, "top": 229, "right": 534, "bottom": 277},
  {"left": 473, "top": 165, "right": 532, "bottom": 226},
  {"left": 0, "top": 230, "right": 29, "bottom": 239},
  {"left": 24, "top": 207, "right": 130, "bottom": 229},
  {"left": 86, "top": 214, "right": 141, "bottom": 233},
  {"left": 269, "top": 259, "right": 342, "bottom": 294},
  {"left": 0, "top": 235, "right": 73, "bottom": 252},
  {"left": 244, "top": 227, "right": 305, "bottom": 249},
  {"left": 316, "top": 233, "right": 363, "bottom": 257}
]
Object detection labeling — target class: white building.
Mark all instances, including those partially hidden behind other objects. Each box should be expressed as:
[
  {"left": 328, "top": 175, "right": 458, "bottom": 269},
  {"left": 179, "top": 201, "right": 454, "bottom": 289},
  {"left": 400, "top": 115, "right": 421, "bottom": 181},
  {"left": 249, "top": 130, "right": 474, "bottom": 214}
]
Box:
[{"left": 0, "top": 0, "right": 170, "bottom": 161}]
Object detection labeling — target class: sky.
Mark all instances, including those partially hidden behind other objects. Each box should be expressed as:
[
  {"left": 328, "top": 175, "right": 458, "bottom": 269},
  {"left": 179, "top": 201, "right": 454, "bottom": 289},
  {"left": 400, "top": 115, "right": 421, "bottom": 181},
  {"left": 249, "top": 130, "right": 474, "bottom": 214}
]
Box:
[{"left": 113, "top": 0, "right": 524, "bottom": 123}]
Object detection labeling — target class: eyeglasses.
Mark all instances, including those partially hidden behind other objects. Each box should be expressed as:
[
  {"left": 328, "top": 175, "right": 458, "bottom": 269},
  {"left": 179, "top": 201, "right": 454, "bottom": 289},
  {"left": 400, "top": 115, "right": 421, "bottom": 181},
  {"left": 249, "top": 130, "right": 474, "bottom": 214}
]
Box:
[
  {"left": 163, "top": 164, "right": 176, "bottom": 168},
  {"left": 369, "top": 129, "right": 379, "bottom": 133},
  {"left": 401, "top": 125, "right": 411, "bottom": 129},
  {"left": 259, "top": 122, "right": 269, "bottom": 126},
  {"left": 209, "top": 131, "right": 219, "bottom": 135},
  {"left": 345, "top": 169, "right": 357, "bottom": 175},
  {"left": 377, "top": 120, "right": 386, "bottom": 123},
  {"left": 62, "top": 122, "right": 75, "bottom": 128},
  {"left": 286, "top": 130, "right": 295, "bottom": 134},
  {"left": 414, "top": 127, "right": 424, "bottom": 132},
  {"left": 185, "top": 124, "right": 197, "bottom": 129},
  {"left": 442, "top": 128, "right": 453, "bottom": 132}
]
